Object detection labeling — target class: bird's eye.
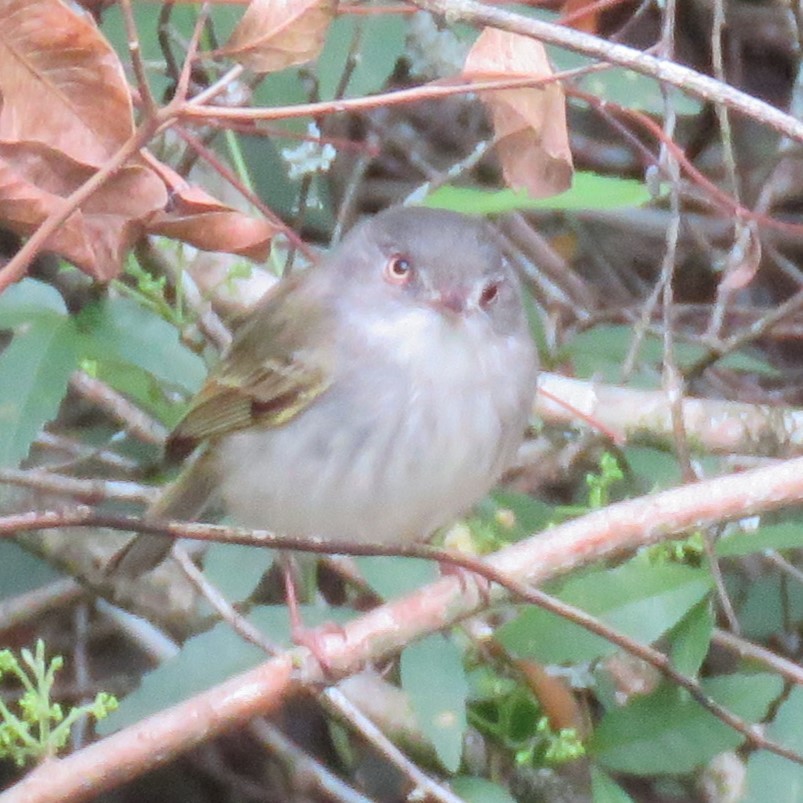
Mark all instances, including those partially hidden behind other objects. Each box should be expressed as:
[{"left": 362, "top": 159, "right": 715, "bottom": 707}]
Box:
[
  {"left": 479, "top": 281, "right": 500, "bottom": 308},
  {"left": 384, "top": 255, "right": 413, "bottom": 285}
]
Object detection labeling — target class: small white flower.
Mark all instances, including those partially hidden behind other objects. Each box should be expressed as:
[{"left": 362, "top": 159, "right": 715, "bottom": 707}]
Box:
[
  {"left": 281, "top": 123, "right": 337, "bottom": 180},
  {"left": 406, "top": 12, "right": 468, "bottom": 77}
]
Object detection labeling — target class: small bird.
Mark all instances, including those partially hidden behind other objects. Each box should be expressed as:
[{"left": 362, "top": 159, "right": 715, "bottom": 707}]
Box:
[{"left": 111, "top": 206, "right": 538, "bottom": 577}]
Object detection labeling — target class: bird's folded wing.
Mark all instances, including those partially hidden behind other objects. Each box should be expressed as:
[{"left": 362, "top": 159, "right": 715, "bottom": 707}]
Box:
[{"left": 166, "top": 276, "right": 333, "bottom": 459}]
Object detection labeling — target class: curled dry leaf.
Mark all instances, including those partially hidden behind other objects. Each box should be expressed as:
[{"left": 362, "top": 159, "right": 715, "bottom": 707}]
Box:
[
  {"left": 463, "top": 29, "right": 573, "bottom": 199},
  {"left": 149, "top": 209, "right": 275, "bottom": 263},
  {"left": 514, "top": 657, "right": 591, "bottom": 737},
  {"left": 0, "top": 141, "right": 167, "bottom": 280},
  {"left": 0, "top": 0, "right": 133, "bottom": 167},
  {"left": 145, "top": 160, "right": 275, "bottom": 262},
  {"left": 718, "top": 222, "right": 762, "bottom": 292},
  {"left": 219, "top": 0, "right": 336, "bottom": 74}
]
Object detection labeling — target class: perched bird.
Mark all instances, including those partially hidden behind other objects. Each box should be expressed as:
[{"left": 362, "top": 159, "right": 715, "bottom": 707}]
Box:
[{"left": 110, "top": 206, "right": 538, "bottom": 578}]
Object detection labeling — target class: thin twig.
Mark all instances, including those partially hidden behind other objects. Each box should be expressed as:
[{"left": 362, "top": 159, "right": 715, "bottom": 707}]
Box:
[
  {"left": 0, "top": 579, "right": 84, "bottom": 635},
  {"left": 9, "top": 452, "right": 803, "bottom": 801},
  {"left": 712, "top": 628, "right": 803, "bottom": 686},
  {"left": 120, "top": 0, "right": 156, "bottom": 117},
  {"left": 172, "top": 549, "right": 282, "bottom": 655},
  {"left": 6, "top": 457, "right": 803, "bottom": 765},
  {"left": 0, "top": 468, "right": 157, "bottom": 506},
  {"left": 322, "top": 687, "right": 467, "bottom": 803},
  {"left": 249, "top": 720, "right": 376, "bottom": 803},
  {"left": 69, "top": 371, "right": 168, "bottom": 446},
  {"left": 411, "top": 0, "right": 803, "bottom": 143}
]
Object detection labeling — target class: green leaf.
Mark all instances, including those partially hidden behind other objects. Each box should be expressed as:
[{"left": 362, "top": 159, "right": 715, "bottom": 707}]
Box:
[
  {"left": 591, "top": 767, "right": 635, "bottom": 803},
  {"left": 736, "top": 574, "right": 803, "bottom": 641},
  {"left": 357, "top": 556, "right": 439, "bottom": 600},
  {"left": 592, "top": 673, "right": 784, "bottom": 775},
  {"left": 317, "top": 15, "right": 406, "bottom": 100},
  {"left": 451, "top": 776, "right": 517, "bottom": 803},
  {"left": 102, "top": 5, "right": 240, "bottom": 101},
  {"left": 0, "top": 543, "right": 60, "bottom": 598},
  {"left": 99, "top": 605, "right": 351, "bottom": 732},
  {"left": 499, "top": 560, "right": 712, "bottom": 664},
  {"left": 0, "top": 315, "right": 78, "bottom": 467},
  {"left": 77, "top": 297, "right": 205, "bottom": 394},
  {"left": 568, "top": 325, "right": 659, "bottom": 383},
  {"left": 97, "top": 619, "right": 263, "bottom": 733},
  {"left": 202, "top": 543, "right": 275, "bottom": 601},
  {"left": 0, "top": 279, "right": 67, "bottom": 327},
  {"left": 424, "top": 173, "right": 651, "bottom": 215},
  {"left": 669, "top": 599, "right": 713, "bottom": 678},
  {"left": 91, "top": 360, "right": 185, "bottom": 428},
  {"left": 401, "top": 634, "right": 468, "bottom": 772},
  {"left": 744, "top": 687, "right": 803, "bottom": 802},
  {"left": 717, "top": 349, "right": 779, "bottom": 376},
  {"left": 623, "top": 446, "right": 682, "bottom": 492},
  {"left": 484, "top": 491, "right": 555, "bottom": 539},
  {"left": 567, "top": 324, "right": 779, "bottom": 382},
  {"left": 717, "top": 522, "right": 803, "bottom": 557}
]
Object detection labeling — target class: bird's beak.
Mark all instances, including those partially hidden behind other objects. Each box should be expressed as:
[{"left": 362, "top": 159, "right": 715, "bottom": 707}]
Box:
[{"left": 428, "top": 288, "right": 468, "bottom": 315}]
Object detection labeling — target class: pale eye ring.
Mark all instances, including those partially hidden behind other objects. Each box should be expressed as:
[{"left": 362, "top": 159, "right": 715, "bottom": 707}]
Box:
[
  {"left": 384, "top": 255, "right": 413, "bottom": 284},
  {"left": 479, "top": 280, "right": 501, "bottom": 308}
]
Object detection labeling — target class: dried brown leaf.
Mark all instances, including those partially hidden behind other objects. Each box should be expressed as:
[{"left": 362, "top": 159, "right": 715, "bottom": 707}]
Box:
[
  {"left": 0, "top": 0, "right": 133, "bottom": 167},
  {"left": 145, "top": 160, "right": 275, "bottom": 261},
  {"left": 562, "top": 0, "right": 600, "bottom": 33},
  {"left": 149, "top": 210, "right": 275, "bottom": 262},
  {"left": 0, "top": 141, "right": 166, "bottom": 279},
  {"left": 220, "top": 0, "right": 336, "bottom": 74},
  {"left": 463, "top": 29, "right": 573, "bottom": 199}
]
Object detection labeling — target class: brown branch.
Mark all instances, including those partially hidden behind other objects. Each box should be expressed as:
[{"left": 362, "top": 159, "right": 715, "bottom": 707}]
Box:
[
  {"left": 0, "top": 468, "right": 156, "bottom": 506},
  {"left": 712, "top": 628, "right": 803, "bottom": 686},
  {"left": 181, "top": 74, "right": 589, "bottom": 123},
  {"left": 536, "top": 373, "right": 803, "bottom": 458},
  {"left": 6, "top": 449, "right": 803, "bottom": 798},
  {"left": 411, "top": 0, "right": 803, "bottom": 143}
]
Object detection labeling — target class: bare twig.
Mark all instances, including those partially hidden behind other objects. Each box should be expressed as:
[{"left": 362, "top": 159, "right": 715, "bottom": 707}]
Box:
[
  {"left": 712, "top": 628, "right": 803, "bottom": 686},
  {"left": 8, "top": 449, "right": 803, "bottom": 801},
  {"left": 0, "top": 579, "right": 84, "bottom": 635},
  {"left": 34, "top": 432, "right": 140, "bottom": 473},
  {"left": 411, "top": 0, "right": 803, "bottom": 143},
  {"left": 0, "top": 468, "right": 157, "bottom": 506},
  {"left": 249, "top": 719, "right": 376, "bottom": 803},
  {"left": 120, "top": 0, "right": 157, "bottom": 116},
  {"left": 322, "top": 686, "right": 465, "bottom": 803},
  {"left": 69, "top": 371, "right": 168, "bottom": 447},
  {"left": 171, "top": 549, "right": 281, "bottom": 655}
]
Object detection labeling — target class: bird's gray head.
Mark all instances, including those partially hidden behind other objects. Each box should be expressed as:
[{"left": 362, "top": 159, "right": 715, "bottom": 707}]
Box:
[{"left": 330, "top": 206, "right": 527, "bottom": 338}]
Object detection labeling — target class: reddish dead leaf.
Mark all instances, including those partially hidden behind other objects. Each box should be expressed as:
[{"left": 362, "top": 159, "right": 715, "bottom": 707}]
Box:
[
  {"left": 146, "top": 158, "right": 238, "bottom": 214},
  {"left": 0, "top": 0, "right": 133, "bottom": 167},
  {"left": 149, "top": 209, "right": 275, "bottom": 262},
  {"left": 0, "top": 141, "right": 166, "bottom": 279},
  {"left": 515, "top": 658, "right": 590, "bottom": 737},
  {"left": 219, "top": 0, "right": 336, "bottom": 74},
  {"left": 143, "top": 158, "right": 275, "bottom": 260},
  {"left": 561, "top": 0, "right": 600, "bottom": 33},
  {"left": 463, "top": 29, "right": 573, "bottom": 199}
]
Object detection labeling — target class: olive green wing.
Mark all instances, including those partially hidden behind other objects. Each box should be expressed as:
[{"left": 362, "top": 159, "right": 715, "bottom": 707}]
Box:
[{"left": 167, "top": 276, "right": 333, "bottom": 459}]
